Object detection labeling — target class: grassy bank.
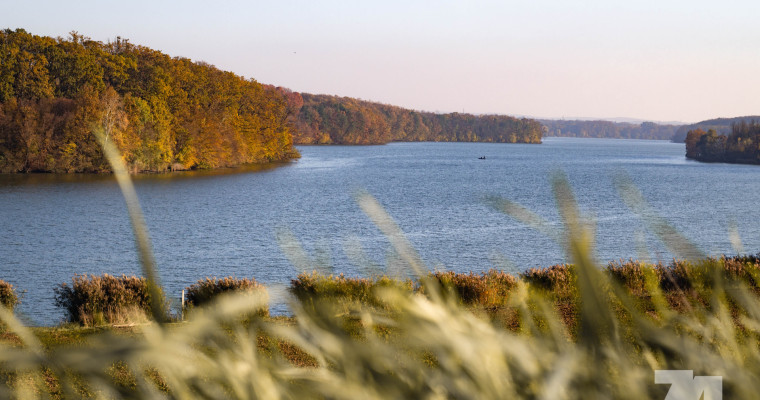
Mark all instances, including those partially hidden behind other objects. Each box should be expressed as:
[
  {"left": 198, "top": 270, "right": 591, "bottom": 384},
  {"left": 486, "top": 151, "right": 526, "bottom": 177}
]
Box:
[
  {"left": 2, "top": 254, "right": 760, "bottom": 397},
  {"left": 24, "top": 254, "right": 759, "bottom": 329},
  {"left": 290, "top": 255, "right": 760, "bottom": 335}
]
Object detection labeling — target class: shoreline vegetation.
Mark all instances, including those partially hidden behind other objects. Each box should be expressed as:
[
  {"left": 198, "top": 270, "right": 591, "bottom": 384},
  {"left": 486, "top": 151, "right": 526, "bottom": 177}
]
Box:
[
  {"left": 0, "top": 29, "right": 301, "bottom": 174},
  {"left": 2, "top": 28, "right": 759, "bottom": 175},
  {"left": 671, "top": 115, "right": 760, "bottom": 143},
  {"left": 292, "top": 93, "right": 542, "bottom": 145},
  {"left": 685, "top": 121, "right": 760, "bottom": 165},
  {"left": 1, "top": 254, "right": 754, "bottom": 328},
  {"left": 2, "top": 253, "right": 760, "bottom": 397},
  {"left": 0, "top": 29, "right": 543, "bottom": 175},
  {"left": 542, "top": 115, "right": 760, "bottom": 143},
  {"left": 541, "top": 119, "right": 679, "bottom": 140}
]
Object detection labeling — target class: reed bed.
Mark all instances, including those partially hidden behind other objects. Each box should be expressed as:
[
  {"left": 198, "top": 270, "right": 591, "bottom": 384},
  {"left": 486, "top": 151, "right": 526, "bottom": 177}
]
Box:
[
  {"left": 13, "top": 255, "right": 752, "bottom": 329},
  {"left": 53, "top": 274, "right": 160, "bottom": 326},
  {"left": 0, "top": 280, "right": 18, "bottom": 310},
  {"left": 184, "top": 277, "right": 266, "bottom": 307},
  {"left": 184, "top": 277, "right": 268, "bottom": 317},
  {"left": 8, "top": 254, "right": 760, "bottom": 398},
  {"left": 8, "top": 253, "right": 754, "bottom": 397},
  {"left": 290, "top": 272, "right": 415, "bottom": 311}
]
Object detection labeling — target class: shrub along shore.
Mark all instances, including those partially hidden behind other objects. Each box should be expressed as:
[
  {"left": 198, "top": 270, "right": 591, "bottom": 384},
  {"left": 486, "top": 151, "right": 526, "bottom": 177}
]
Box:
[
  {"left": 3, "top": 253, "right": 758, "bottom": 330},
  {"left": 1, "top": 253, "right": 760, "bottom": 398}
]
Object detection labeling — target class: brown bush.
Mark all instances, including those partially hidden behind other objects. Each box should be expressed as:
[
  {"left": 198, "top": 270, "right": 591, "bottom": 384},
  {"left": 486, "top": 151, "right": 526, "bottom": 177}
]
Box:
[
  {"left": 290, "top": 272, "right": 414, "bottom": 309},
  {"left": 0, "top": 280, "right": 18, "bottom": 310},
  {"left": 521, "top": 264, "right": 576, "bottom": 294},
  {"left": 184, "top": 277, "right": 268, "bottom": 317},
  {"left": 429, "top": 270, "right": 518, "bottom": 309},
  {"left": 54, "top": 274, "right": 162, "bottom": 326}
]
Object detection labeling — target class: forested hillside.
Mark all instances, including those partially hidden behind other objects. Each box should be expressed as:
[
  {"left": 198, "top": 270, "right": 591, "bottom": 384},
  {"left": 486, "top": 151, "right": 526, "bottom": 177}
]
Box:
[
  {"left": 293, "top": 94, "right": 543, "bottom": 145},
  {"left": 685, "top": 121, "right": 760, "bottom": 164},
  {"left": 0, "top": 29, "right": 299, "bottom": 173},
  {"left": 540, "top": 119, "right": 677, "bottom": 140},
  {"left": 671, "top": 116, "right": 760, "bottom": 143}
]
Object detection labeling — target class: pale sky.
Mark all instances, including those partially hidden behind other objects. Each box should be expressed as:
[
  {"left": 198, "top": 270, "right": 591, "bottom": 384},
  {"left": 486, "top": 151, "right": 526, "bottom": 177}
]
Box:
[{"left": 4, "top": 0, "right": 760, "bottom": 123}]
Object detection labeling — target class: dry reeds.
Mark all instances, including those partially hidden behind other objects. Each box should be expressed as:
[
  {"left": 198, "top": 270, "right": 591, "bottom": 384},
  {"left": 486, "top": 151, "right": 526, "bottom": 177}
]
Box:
[
  {"left": 0, "top": 280, "right": 18, "bottom": 310},
  {"left": 290, "top": 272, "right": 414, "bottom": 312},
  {"left": 184, "top": 277, "right": 268, "bottom": 317},
  {"left": 53, "top": 274, "right": 162, "bottom": 326}
]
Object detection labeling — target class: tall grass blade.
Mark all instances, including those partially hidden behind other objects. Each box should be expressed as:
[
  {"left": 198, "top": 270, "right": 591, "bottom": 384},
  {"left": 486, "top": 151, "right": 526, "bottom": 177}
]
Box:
[
  {"left": 355, "top": 191, "right": 426, "bottom": 278},
  {"left": 551, "top": 173, "right": 618, "bottom": 348},
  {"left": 485, "top": 196, "right": 562, "bottom": 243},
  {"left": 633, "top": 229, "right": 651, "bottom": 262},
  {"left": 343, "top": 236, "right": 383, "bottom": 276},
  {"left": 94, "top": 128, "right": 167, "bottom": 323},
  {"left": 0, "top": 307, "right": 42, "bottom": 354},
  {"left": 615, "top": 174, "right": 704, "bottom": 261},
  {"left": 275, "top": 227, "right": 331, "bottom": 274},
  {"left": 728, "top": 220, "right": 744, "bottom": 254}
]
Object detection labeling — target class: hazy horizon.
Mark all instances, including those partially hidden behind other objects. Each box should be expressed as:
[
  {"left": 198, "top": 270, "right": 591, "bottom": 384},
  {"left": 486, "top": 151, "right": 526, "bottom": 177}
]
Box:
[{"left": 4, "top": 0, "right": 759, "bottom": 123}]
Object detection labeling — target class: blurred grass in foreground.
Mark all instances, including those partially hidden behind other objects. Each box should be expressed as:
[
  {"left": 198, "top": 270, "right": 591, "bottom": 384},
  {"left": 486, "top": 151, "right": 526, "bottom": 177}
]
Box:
[{"left": 0, "top": 138, "right": 759, "bottom": 398}]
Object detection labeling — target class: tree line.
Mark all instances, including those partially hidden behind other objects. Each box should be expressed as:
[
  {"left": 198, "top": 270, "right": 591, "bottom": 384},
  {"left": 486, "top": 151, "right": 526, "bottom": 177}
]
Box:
[
  {"left": 0, "top": 29, "right": 550, "bottom": 174},
  {"left": 685, "top": 121, "right": 760, "bottom": 164},
  {"left": 541, "top": 120, "right": 678, "bottom": 140},
  {"left": 292, "top": 93, "right": 543, "bottom": 145},
  {"left": 0, "top": 29, "right": 299, "bottom": 173},
  {"left": 671, "top": 116, "right": 760, "bottom": 143}
]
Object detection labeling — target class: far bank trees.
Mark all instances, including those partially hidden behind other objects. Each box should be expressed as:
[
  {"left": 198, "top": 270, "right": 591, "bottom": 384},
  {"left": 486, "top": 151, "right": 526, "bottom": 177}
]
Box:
[
  {"left": 685, "top": 121, "right": 760, "bottom": 164},
  {"left": 292, "top": 94, "right": 543, "bottom": 145}
]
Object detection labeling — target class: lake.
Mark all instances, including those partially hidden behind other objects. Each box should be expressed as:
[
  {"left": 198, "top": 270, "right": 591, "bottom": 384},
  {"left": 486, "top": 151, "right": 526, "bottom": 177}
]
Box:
[{"left": 2, "top": 137, "right": 760, "bottom": 326}]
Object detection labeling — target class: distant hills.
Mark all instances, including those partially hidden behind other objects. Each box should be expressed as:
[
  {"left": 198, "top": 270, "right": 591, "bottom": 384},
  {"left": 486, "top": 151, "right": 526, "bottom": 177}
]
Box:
[
  {"left": 540, "top": 119, "right": 678, "bottom": 141},
  {"left": 292, "top": 94, "right": 542, "bottom": 145},
  {"left": 540, "top": 116, "right": 760, "bottom": 142},
  {"left": 671, "top": 116, "right": 760, "bottom": 143},
  {"left": 525, "top": 116, "right": 685, "bottom": 125},
  {"left": 685, "top": 120, "right": 760, "bottom": 164}
]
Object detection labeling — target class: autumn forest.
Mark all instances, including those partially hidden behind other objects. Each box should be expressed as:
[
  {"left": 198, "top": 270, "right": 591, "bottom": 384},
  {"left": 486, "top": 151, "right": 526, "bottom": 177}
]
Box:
[
  {"left": 0, "top": 29, "right": 308, "bottom": 173},
  {"left": 0, "top": 29, "right": 542, "bottom": 173},
  {"left": 294, "top": 93, "right": 543, "bottom": 145},
  {"left": 685, "top": 121, "right": 760, "bottom": 164}
]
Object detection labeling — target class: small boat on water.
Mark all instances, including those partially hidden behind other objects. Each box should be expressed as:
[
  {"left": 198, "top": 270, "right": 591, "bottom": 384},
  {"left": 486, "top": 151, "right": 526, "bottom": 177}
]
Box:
[{"left": 478, "top": 156, "right": 486, "bottom": 160}]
